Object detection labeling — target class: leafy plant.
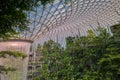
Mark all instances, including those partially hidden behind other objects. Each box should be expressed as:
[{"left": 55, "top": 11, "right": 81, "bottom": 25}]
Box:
[
  {"left": 0, "top": 0, "right": 54, "bottom": 39},
  {"left": 33, "top": 24, "right": 120, "bottom": 80},
  {"left": 0, "top": 51, "right": 27, "bottom": 59},
  {"left": 0, "top": 51, "right": 27, "bottom": 74}
]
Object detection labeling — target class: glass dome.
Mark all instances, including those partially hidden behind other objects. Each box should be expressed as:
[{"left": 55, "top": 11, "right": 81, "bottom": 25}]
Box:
[
  {"left": 0, "top": 1, "right": 120, "bottom": 80},
  {"left": 17, "top": 0, "right": 120, "bottom": 43}
]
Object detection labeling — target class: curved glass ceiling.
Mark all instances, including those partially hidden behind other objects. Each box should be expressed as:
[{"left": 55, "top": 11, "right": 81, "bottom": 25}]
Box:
[{"left": 18, "top": 0, "right": 120, "bottom": 43}]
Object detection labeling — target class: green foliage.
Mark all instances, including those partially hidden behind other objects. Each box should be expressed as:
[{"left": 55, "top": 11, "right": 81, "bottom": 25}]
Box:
[
  {"left": 110, "top": 24, "right": 120, "bottom": 41},
  {"left": 34, "top": 40, "right": 74, "bottom": 80},
  {"left": 0, "top": 51, "right": 27, "bottom": 74},
  {"left": 33, "top": 24, "right": 120, "bottom": 80},
  {"left": 40, "top": 0, "right": 54, "bottom": 6},
  {"left": 0, "top": 51, "right": 27, "bottom": 59},
  {"left": 0, "top": 0, "right": 54, "bottom": 39},
  {"left": 0, "top": 65, "right": 16, "bottom": 73}
]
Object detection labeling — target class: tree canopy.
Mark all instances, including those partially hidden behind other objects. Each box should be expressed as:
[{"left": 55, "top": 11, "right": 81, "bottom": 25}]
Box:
[
  {"left": 33, "top": 24, "right": 120, "bottom": 80},
  {"left": 0, "top": 0, "right": 53, "bottom": 39}
]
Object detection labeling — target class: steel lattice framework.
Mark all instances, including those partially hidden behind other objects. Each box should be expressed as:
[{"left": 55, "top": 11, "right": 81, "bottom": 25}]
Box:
[
  {"left": 18, "top": 0, "right": 120, "bottom": 43},
  {"left": 0, "top": 1, "right": 119, "bottom": 79}
]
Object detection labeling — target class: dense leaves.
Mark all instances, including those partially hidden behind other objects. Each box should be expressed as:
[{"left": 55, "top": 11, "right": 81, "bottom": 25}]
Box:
[
  {"left": 0, "top": 0, "right": 53, "bottom": 39},
  {"left": 0, "top": 51, "right": 27, "bottom": 59},
  {"left": 34, "top": 40, "right": 74, "bottom": 80},
  {"left": 33, "top": 24, "right": 120, "bottom": 80}
]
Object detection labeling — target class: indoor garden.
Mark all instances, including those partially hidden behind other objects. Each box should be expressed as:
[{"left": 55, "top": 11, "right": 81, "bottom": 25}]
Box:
[{"left": 0, "top": 0, "right": 120, "bottom": 80}]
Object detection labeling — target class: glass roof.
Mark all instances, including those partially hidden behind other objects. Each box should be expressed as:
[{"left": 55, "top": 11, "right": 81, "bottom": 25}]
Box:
[{"left": 18, "top": 0, "right": 120, "bottom": 43}]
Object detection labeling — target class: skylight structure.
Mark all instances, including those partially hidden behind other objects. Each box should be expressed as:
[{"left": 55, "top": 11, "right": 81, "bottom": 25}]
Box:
[
  {"left": 0, "top": 0, "right": 120, "bottom": 80},
  {"left": 19, "top": 0, "right": 120, "bottom": 43}
]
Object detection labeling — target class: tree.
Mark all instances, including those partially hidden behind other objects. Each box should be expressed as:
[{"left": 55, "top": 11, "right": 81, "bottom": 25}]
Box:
[
  {"left": 97, "top": 24, "right": 120, "bottom": 80},
  {"left": 0, "top": 0, "right": 53, "bottom": 39},
  {"left": 33, "top": 24, "right": 120, "bottom": 80},
  {"left": 34, "top": 40, "right": 74, "bottom": 80}
]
